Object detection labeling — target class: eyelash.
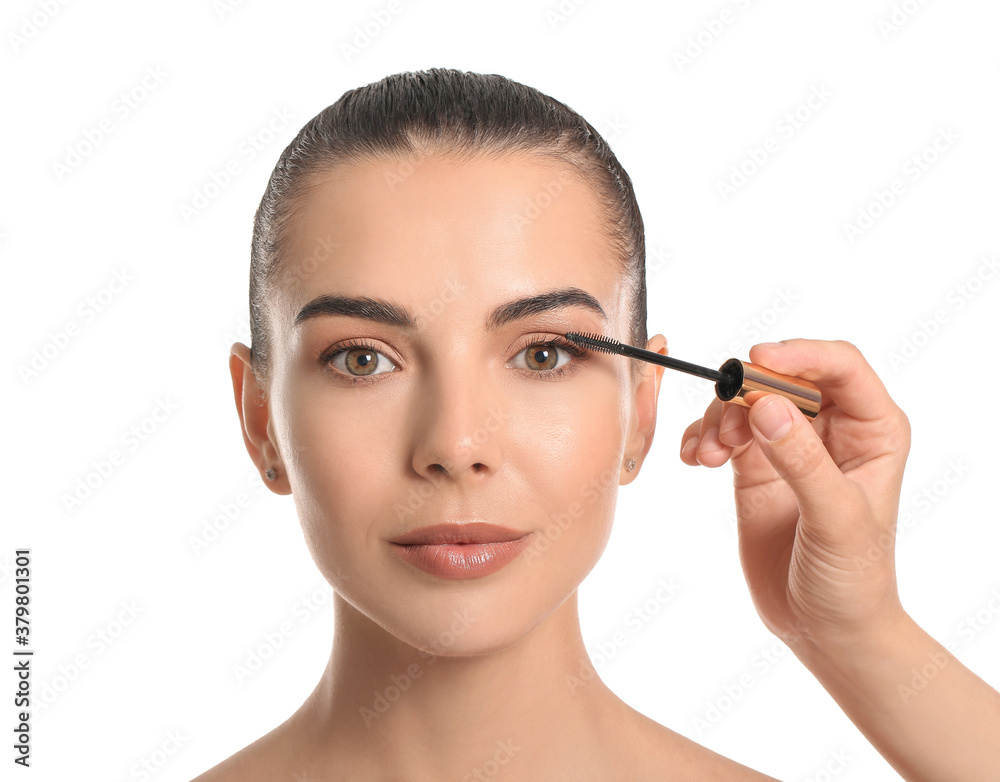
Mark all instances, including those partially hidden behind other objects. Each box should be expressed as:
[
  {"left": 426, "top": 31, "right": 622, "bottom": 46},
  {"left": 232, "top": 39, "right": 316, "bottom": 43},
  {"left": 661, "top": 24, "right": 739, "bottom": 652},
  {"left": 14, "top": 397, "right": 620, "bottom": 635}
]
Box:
[{"left": 317, "top": 334, "right": 589, "bottom": 386}]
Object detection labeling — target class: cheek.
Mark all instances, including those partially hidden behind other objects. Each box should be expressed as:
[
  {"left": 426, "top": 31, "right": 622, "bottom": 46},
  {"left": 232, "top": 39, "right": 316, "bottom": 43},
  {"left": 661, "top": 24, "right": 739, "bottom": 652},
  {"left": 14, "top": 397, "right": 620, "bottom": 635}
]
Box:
[
  {"left": 277, "top": 365, "right": 626, "bottom": 574},
  {"left": 506, "top": 383, "right": 625, "bottom": 563},
  {"left": 279, "top": 385, "right": 399, "bottom": 584}
]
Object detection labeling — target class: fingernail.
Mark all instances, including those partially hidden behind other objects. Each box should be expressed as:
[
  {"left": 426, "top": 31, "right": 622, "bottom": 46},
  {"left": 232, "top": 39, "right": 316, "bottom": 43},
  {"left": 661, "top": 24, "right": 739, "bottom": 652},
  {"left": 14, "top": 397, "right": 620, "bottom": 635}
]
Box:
[
  {"left": 752, "top": 397, "right": 794, "bottom": 441},
  {"left": 681, "top": 435, "right": 699, "bottom": 459},
  {"left": 755, "top": 341, "right": 785, "bottom": 349}
]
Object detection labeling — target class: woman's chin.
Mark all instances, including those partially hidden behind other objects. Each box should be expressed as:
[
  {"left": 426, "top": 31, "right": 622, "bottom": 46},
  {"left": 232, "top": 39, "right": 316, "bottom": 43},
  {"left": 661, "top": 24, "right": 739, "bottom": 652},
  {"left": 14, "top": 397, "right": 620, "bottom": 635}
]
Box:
[{"left": 377, "top": 602, "right": 552, "bottom": 660}]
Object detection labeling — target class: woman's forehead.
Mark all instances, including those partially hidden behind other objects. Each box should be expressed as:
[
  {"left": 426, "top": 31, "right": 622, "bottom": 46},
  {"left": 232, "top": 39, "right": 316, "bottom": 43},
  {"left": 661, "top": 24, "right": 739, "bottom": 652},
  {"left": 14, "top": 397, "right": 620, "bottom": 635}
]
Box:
[{"left": 273, "top": 153, "right": 624, "bottom": 324}]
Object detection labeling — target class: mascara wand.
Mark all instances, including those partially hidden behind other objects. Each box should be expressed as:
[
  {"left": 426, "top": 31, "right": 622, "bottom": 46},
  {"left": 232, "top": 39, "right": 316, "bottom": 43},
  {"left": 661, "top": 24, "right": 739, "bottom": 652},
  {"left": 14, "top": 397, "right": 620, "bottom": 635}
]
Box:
[{"left": 565, "top": 332, "right": 823, "bottom": 419}]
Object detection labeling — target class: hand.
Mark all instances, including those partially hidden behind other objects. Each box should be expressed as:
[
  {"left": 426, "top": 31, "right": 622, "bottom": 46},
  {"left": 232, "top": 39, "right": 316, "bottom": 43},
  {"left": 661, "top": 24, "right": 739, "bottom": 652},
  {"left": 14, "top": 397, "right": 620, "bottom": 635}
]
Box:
[{"left": 679, "top": 339, "right": 911, "bottom": 649}]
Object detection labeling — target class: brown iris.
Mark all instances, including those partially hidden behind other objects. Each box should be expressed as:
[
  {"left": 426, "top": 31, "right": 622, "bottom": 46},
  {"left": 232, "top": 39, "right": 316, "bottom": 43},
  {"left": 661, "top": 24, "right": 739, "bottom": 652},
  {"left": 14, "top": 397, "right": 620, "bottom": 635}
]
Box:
[
  {"left": 345, "top": 348, "right": 378, "bottom": 376},
  {"left": 524, "top": 345, "right": 558, "bottom": 371}
]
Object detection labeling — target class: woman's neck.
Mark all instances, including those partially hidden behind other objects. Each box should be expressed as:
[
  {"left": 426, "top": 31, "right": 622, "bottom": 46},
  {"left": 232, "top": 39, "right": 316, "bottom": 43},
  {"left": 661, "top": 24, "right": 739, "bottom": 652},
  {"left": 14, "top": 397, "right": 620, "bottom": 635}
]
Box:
[{"left": 292, "top": 590, "right": 636, "bottom": 779}]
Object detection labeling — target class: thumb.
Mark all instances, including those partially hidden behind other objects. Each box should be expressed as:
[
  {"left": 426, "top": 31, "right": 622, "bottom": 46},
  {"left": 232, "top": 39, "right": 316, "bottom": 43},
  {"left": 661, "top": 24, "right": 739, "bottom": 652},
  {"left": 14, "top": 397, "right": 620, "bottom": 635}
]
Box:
[{"left": 747, "top": 394, "right": 857, "bottom": 528}]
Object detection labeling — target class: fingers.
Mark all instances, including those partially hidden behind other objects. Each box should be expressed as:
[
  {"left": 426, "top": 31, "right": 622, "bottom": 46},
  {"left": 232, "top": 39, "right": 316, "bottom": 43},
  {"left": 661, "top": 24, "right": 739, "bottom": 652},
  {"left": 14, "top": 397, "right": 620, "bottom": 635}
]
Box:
[
  {"left": 697, "top": 398, "right": 730, "bottom": 466},
  {"left": 719, "top": 403, "right": 752, "bottom": 447},
  {"left": 679, "top": 419, "right": 701, "bottom": 465},
  {"left": 680, "top": 398, "right": 743, "bottom": 467},
  {"left": 680, "top": 337, "right": 898, "bottom": 469},
  {"left": 746, "top": 393, "right": 861, "bottom": 536},
  {"left": 747, "top": 339, "right": 899, "bottom": 422}
]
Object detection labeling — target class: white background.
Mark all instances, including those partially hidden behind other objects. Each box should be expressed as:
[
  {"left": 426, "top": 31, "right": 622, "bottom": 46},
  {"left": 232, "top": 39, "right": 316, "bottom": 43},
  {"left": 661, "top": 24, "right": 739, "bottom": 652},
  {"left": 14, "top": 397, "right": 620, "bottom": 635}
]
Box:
[{"left": 4, "top": 1, "right": 999, "bottom": 780}]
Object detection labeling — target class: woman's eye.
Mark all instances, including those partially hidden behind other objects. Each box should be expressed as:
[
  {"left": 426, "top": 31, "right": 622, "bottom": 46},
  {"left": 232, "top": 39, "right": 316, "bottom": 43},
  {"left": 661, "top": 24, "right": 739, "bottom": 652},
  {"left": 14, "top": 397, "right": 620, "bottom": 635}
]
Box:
[
  {"left": 513, "top": 342, "right": 573, "bottom": 373},
  {"left": 324, "top": 344, "right": 397, "bottom": 378},
  {"left": 321, "top": 337, "right": 581, "bottom": 384}
]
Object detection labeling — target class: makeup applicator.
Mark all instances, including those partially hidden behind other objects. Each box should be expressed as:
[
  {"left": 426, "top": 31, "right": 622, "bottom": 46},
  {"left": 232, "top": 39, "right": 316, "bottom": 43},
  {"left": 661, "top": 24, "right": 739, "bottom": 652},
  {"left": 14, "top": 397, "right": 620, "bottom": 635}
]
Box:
[{"left": 564, "top": 332, "right": 822, "bottom": 419}]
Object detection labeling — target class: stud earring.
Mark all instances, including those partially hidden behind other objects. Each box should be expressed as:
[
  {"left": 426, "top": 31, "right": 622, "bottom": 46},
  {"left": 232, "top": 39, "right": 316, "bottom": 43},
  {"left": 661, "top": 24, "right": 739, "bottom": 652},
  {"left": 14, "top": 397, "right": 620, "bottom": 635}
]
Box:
[
  {"left": 625, "top": 458, "right": 636, "bottom": 472},
  {"left": 265, "top": 467, "right": 277, "bottom": 481}
]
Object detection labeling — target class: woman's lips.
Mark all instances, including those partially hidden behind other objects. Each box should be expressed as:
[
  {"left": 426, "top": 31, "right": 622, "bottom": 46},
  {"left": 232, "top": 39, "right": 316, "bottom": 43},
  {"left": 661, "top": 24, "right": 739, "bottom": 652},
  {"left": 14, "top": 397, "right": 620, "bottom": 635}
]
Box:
[
  {"left": 389, "top": 522, "right": 531, "bottom": 579},
  {"left": 390, "top": 538, "right": 531, "bottom": 579}
]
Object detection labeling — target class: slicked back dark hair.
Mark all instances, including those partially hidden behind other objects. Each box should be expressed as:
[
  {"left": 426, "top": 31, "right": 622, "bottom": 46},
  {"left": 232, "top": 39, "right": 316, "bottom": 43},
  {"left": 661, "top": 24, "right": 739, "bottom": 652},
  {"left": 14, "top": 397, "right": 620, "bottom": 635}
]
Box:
[{"left": 248, "top": 67, "right": 647, "bottom": 385}]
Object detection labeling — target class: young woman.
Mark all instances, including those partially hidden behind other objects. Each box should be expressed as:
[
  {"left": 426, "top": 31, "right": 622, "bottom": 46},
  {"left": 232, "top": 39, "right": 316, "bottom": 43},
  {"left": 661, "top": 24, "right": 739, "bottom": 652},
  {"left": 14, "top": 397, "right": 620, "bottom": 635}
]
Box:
[{"left": 195, "top": 68, "right": 1000, "bottom": 781}]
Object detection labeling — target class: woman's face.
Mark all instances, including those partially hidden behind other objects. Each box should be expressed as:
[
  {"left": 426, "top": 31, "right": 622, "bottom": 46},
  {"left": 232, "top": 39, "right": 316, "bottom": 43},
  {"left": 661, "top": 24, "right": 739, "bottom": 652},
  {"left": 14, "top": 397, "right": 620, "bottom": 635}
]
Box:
[{"left": 256, "top": 150, "right": 662, "bottom": 656}]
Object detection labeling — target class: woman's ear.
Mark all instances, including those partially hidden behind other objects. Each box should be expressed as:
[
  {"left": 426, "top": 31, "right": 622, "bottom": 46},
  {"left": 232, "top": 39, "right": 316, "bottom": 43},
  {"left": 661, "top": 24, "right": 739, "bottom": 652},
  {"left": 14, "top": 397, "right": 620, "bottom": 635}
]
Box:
[
  {"left": 228, "top": 343, "right": 291, "bottom": 494},
  {"left": 621, "top": 334, "right": 667, "bottom": 484}
]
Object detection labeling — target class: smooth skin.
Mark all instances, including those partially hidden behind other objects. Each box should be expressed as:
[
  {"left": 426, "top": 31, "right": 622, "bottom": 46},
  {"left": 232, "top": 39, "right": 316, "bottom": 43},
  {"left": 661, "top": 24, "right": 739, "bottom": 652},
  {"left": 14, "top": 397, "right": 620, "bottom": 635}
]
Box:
[
  {"left": 195, "top": 150, "right": 999, "bottom": 782},
  {"left": 681, "top": 340, "right": 1000, "bottom": 781},
  {"left": 200, "top": 151, "right": 779, "bottom": 781}
]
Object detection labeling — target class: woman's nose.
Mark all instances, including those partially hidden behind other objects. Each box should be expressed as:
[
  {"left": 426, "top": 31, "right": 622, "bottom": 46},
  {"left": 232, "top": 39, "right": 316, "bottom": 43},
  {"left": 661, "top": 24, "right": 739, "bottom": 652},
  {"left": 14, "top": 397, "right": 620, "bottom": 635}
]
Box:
[{"left": 409, "top": 373, "right": 510, "bottom": 482}]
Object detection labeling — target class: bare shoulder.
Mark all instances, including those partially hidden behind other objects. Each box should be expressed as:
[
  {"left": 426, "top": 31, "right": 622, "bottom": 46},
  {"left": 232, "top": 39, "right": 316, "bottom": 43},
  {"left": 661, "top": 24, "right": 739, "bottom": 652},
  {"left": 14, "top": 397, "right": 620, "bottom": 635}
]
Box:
[
  {"left": 625, "top": 708, "right": 781, "bottom": 781},
  {"left": 188, "top": 716, "right": 313, "bottom": 782},
  {"left": 189, "top": 699, "right": 781, "bottom": 781}
]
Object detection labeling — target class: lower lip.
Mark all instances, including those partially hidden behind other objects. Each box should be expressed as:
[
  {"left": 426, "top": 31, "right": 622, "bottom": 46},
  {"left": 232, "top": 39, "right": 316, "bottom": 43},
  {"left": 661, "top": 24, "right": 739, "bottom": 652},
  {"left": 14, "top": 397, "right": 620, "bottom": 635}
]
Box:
[{"left": 390, "top": 535, "right": 531, "bottom": 580}]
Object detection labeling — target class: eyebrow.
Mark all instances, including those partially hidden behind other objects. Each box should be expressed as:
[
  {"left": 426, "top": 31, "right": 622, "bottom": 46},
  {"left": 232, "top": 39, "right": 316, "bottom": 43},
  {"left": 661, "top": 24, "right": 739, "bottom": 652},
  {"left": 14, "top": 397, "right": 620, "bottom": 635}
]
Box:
[{"left": 292, "top": 286, "right": 607, "bottom": 331}]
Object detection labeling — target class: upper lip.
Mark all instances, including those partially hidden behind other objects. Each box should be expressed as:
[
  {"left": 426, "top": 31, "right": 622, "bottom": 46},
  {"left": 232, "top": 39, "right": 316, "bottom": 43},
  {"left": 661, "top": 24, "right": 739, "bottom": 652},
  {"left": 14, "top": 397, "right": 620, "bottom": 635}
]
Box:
[{"left": 390, "top": 522, "right": 529, "bottom": 545}]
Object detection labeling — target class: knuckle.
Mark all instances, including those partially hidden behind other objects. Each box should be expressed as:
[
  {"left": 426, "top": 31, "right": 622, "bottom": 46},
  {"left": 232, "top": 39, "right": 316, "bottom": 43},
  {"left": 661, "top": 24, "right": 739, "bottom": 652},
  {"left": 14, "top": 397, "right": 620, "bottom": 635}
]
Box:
[
  {"left": 834, "top": 338, "right": 863, "bottom": 360},
  {"left": 892, "top": 408, "right": 912, "bottom": 453}
]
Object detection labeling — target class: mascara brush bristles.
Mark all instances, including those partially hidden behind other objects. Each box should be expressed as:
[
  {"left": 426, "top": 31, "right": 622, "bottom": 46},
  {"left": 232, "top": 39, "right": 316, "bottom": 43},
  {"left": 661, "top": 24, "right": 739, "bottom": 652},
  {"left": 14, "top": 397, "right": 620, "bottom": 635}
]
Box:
[{"left": 565, "top": 332, "right": 729, "bottom": 384}]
